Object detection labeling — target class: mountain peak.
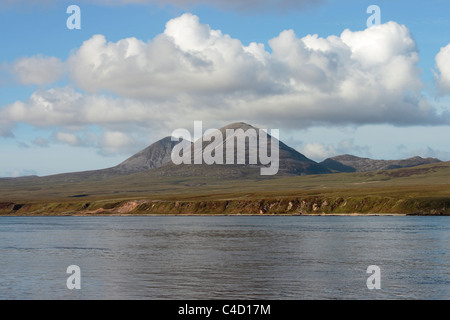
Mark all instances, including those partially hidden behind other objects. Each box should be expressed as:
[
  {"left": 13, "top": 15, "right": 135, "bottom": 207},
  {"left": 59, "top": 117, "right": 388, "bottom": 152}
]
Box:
[
  {"left": 219, "top": 122, "right": 258, "bottom": 131},
  {"left": 164, "top": 121, "right": 330, "bottom": 176},
  {"left": 112, "top": 121, "right": 329, "bottom": 177}
]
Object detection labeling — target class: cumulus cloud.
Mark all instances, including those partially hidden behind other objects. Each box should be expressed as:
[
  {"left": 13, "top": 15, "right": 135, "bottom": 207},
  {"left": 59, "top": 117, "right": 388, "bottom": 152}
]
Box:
[
  {"left": 300, "top": 139, "right": 371, "bottom": 162},
  {"left": 54, "top": 132, "right": 82, "bottom": 146},
  {"left": 68, "top": 15, "right": 272, "bottom": 99},
  {"left": 1, "top": 14, "right": 447, "bottom": 154},
  {"left": 100, "top": 131, "right": 136, "bottom": 155},
  {"left": 11, "top": 55, "right": 66, "bottom": 85},
  {"left": 435, "top": 44, "right": 450, "bottom": 95},
  {"left": 67, "top": 15, "right": 443, "bottom": 127},
  {"left": 51, "top": 129, "right": 139, "bottom": 154},
  {"left": 0, "top": 87, "right": 170, "bottom": 128},
  {"left": 0, "top": 86, "right": 172, "bottom": 153},
  {"left": 301, "top": 142, "right": 336, "bottom": 161}
]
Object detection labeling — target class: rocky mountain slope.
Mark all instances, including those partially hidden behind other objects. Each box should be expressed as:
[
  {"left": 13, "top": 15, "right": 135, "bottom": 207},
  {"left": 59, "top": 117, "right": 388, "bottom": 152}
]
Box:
[
  {"left": 112, "top": 136, "right": 191, "bottom": 174},
  {"left": 0, "top": 122, "right": 443, "bottom": 183},
  {"left": 154, "top": 122, "right": 330, "bottom": 176}
]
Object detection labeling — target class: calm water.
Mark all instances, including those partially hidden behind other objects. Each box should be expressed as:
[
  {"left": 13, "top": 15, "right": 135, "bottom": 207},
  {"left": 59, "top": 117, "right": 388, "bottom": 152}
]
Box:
[{"left": 0, "top": 216, "right": 449, "bottom": 300}]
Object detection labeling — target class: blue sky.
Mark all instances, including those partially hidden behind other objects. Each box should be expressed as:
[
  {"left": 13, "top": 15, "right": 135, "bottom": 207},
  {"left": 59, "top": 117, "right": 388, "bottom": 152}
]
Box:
[{"left": 1, "top": 0, "right": 450, "bottom": 177}]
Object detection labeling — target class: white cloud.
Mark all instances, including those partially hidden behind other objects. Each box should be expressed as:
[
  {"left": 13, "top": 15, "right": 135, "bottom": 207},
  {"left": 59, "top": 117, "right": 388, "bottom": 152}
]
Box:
[
  {"left": 300, "top": 142, "right": 336, "bottom": 161},
  {"left": 64, "top": 15, "right": 445, "bottom": 129},
  {"left": 100, "top": 131, "right": 135, "bottom": 155},
  {"left": 11, "top": 55, "right": 66, "bottom": 85},
  {"left": 402, "top": 146, "right": 450, "bottom": 161},
  {"left": 0, "top": 87, "right": 164, "bottom": 128},
  {"left": 1, "top": 14, "right": 447, "bottom": 156},
  {"left": 435, "top": 44, "right": 450, "bottom": 95},
  {"left": 0, "top": 86, "right": 173, "bottom": 153},
  {"left": 300, "top": 139, "right": 371, "bottom": 162},
  {"left": 55, "top": 132, "right": 82, "bottom": 146},
  {"left": 68, "top": 14, "right": 271, "bottom": 99}
]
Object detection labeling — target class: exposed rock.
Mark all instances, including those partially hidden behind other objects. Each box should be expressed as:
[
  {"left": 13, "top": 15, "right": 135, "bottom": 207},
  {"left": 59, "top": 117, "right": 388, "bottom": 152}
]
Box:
[
  {"left": 2, "top": 196, "right": 450, "bottom": 216},
  {"left": 112, "top": 136, "right": 190, "bottom": 174}
]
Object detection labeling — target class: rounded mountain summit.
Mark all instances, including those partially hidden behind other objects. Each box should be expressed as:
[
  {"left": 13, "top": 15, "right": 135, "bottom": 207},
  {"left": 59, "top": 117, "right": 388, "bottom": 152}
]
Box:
[{"left": 112, "top": 122, "right": 331, "bottom": 177}]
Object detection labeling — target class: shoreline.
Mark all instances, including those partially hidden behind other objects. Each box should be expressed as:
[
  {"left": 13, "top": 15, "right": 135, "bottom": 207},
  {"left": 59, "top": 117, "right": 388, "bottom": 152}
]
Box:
[
  {"left": 2, "top": 197, "right": 449, "bottom": 217},
  {"left": 0, "top": 213, "right": 418, "bottom": 217}
]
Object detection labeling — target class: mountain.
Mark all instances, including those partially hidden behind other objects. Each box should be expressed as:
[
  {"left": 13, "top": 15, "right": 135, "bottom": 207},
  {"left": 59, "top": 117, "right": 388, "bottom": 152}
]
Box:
[
  {"left": 2, "top": 121, "right": 450, "bottom": 216},
  {"left": 112, "top": 136, "right": 191, "bottom": 174},
  {"left": 0, "top": 137, "right": 189, "bottom": 184},
  {"left": 320, "top": 154, "right": 441, "bottom": 173},
  {"left": 0, "top": 122, "right": 328, "bottom": 184},
  {"left": 0, "top": 122, "right": 442, "bottom": 183},
  {"left": 149, "top": 122, "right": 330, "bottom": 177}
]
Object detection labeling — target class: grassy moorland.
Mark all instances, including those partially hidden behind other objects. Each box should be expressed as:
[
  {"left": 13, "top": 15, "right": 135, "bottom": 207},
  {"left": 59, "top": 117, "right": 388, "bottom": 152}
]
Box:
[{"left": 1, "top": 161, "right": 450, "bottom": 215}]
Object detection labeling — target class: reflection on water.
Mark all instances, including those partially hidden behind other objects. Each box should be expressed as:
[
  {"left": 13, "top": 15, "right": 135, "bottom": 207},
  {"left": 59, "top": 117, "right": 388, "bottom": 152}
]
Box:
[{"left": 0, "top": 216, "right": 449, "bottom": 299}]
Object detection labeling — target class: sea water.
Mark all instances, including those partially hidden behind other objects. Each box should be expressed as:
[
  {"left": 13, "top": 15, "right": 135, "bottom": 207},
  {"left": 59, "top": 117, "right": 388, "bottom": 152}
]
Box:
[{"left": 0, "top": 216, "right": 448, "bottom": 300}]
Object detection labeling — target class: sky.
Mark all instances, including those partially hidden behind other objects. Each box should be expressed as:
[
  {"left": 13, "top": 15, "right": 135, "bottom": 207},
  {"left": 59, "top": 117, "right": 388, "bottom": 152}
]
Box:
[{"left": 1, "top": 0, "right": 450, "bottom": 177}]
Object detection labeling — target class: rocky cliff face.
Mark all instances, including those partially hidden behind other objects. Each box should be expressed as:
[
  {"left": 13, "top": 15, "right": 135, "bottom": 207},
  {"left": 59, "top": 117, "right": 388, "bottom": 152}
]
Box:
[{"left": 3, "top": 196, "right": 449, "bottom": 216}]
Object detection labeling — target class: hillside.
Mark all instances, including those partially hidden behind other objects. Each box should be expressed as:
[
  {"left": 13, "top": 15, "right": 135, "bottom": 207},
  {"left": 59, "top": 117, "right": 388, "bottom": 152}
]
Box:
[
  {"left": 0, "top": 122, "right": 330, "bottom": 184},
  {"left": 321, "top": 154, "right": 441, "bottom": 173},
  {"left": 153, "top": 122, "right": 330, "bottom": 176},
  {"left": 1, "top": 121, "right": 448, "bottom": 216},
  {"left": 1, "top": 161, "right": 450, "bottom": 216}
]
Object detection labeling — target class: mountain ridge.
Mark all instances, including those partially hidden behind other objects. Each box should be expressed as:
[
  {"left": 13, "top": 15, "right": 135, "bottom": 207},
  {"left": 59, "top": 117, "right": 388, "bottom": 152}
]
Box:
[
  {"left": 0, "top": 122, "right": 442, "bottom": 180},
  {"left": 174, "top": 121, "right": 331, "bottom": 176},
  {"left": 320, "top": 154, "right": 441, "bottom": 173}
]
